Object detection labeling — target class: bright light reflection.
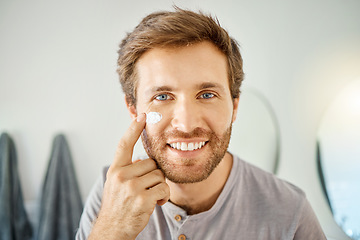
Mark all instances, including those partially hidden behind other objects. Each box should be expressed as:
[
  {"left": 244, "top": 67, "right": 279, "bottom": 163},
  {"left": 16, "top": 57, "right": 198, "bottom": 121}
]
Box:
[{"left": 319, "top": 79, "right": 360, "bottom": 240}]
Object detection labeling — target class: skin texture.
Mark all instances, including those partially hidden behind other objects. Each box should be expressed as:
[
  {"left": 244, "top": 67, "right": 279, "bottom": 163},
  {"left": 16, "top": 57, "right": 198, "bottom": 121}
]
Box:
[
  {"left": 89, "top": 41, "right": 239, "bottom": 239},
  {"left": 134, "top": 41, "right": 239, "bottom": 184},
  {"left": 88, "top": 114, "right": 170, "bottom": 240}
]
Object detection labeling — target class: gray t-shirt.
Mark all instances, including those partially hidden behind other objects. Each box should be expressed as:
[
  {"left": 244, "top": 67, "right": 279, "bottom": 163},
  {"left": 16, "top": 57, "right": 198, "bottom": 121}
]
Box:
[{"left": 76, "top": 154, "right": 326, "bottom": 239}]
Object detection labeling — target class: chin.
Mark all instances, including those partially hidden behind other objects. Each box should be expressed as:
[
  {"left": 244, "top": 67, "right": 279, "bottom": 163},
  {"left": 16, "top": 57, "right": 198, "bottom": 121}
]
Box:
[
  {"left": 162, "top": 165, "right": 214, "bottom": 184},
  {"left": 156, "top": 150, "right": 226, "bottom": 184}
]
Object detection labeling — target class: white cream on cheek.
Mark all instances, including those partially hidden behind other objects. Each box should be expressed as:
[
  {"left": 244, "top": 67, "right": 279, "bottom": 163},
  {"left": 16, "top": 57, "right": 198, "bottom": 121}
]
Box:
[{"left": 146, "top": 112, "right": 162, "bottom": 124}]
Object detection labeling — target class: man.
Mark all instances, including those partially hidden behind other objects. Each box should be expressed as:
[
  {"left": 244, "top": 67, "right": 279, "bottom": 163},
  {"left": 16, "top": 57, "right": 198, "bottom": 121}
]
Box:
[{"left": 76, "top": 8, "right": 326, "bottom": 240}]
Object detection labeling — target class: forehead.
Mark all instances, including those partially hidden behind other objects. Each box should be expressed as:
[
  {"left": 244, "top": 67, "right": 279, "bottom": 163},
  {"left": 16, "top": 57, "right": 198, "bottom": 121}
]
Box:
[{"left": 135, "top": 41, "right": 229, "bottom": 94}]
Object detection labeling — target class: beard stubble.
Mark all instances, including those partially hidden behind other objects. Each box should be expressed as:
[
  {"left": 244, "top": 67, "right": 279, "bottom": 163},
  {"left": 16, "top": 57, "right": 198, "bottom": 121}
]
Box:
[{"left": 141, "top": 125, "right": 232, "bottom": 184}]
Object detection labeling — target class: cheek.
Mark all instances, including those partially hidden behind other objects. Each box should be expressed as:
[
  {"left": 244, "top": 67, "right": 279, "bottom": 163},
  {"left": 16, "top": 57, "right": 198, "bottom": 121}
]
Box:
[
  {"left": 144, "top": 111, "right": 170, "bottom": 136},
  {"left": 137, "top": 102, "right": 169, "bottom": 135},
  {"left": 204, "top": 103, "right": 234, "bottom": 132},
  {"left": 145, "top": 122, "right": 165, "bottom": 137}
]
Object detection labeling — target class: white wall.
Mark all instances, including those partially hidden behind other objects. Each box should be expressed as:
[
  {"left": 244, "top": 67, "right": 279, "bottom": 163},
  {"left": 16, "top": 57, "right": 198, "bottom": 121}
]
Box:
[{"left": 1, "top": 0, "right": 359, "bottom": 239}]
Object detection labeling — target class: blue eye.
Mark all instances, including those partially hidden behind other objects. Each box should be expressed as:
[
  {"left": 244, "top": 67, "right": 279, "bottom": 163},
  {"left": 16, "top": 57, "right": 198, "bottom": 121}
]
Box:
[
  {"left": 200, "top": 92, "right": 215, "bottom": 99},
  {"left": 155, "top": 94, "right": 169, "bottom": 101}
]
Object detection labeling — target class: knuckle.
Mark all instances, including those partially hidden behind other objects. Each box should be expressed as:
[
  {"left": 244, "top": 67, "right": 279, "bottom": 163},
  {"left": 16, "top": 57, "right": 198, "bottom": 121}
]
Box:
[
  {"left": 158, "top": 182, "right": 170, "bottom": 196},
  {"left": 108, "top": 168, "right": 127, "bottom": 183},
  {"left": 117, "top": 139, "right": 129, "bottom": 151},
  {"left": 106, "top": 168, "right": 114, "bottom": 179},
  {"left": 153, "top": 169, "right": 165, "bottom": 180},
  {"left": 127, "top": 178, "right": 139, "bottom": 190},
  {"left": 143, "top": 158, "right": 157, "bottom": 169},
  {"left": 129, "top": 123, "right": 138, "bottom": 133}
]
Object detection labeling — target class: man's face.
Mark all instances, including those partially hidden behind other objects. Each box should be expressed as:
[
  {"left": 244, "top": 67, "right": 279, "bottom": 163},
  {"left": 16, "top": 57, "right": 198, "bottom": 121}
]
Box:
[{"left": 129, "top": 41, "right": 239, "bottom": 183}]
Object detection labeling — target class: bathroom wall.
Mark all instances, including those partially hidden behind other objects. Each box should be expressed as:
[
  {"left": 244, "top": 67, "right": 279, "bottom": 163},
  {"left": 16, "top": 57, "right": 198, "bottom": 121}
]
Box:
[{"left": 1, "top": 0, "right": 359, "bottom": 239}]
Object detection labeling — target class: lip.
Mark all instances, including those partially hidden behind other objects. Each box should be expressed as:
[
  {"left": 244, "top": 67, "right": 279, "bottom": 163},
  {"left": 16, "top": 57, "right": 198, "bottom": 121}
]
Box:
[{"left": 167, "top": 138, "right": 208, "bottom": 144}]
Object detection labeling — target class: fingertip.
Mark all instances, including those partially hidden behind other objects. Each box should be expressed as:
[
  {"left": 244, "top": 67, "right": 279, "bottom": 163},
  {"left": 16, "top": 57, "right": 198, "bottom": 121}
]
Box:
[{"left": 136, "top": 113, "right": 146, "bottom": 123}]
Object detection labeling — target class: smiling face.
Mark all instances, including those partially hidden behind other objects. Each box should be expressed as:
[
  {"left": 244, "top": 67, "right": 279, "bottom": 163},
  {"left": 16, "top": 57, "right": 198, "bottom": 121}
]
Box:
[{"left": 127, "top": 41, "right": 239, "bottom": 183}]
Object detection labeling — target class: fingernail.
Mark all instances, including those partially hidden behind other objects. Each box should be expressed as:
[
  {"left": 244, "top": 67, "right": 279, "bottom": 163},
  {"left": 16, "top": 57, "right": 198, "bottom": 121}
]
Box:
[{"left": 136, "top": 113, "right": 146, "bottom": 122}]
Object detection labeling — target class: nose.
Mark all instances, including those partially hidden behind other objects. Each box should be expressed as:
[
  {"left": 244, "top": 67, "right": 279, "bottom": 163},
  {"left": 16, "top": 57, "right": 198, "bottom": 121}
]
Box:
[{"left": 170, "top": 98, "right": 201, "bottom": 133}]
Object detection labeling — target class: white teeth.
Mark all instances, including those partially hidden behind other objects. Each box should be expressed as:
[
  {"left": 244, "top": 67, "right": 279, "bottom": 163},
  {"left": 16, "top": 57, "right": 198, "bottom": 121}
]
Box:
[
  {"left": 169, "top": 141, "right": 206, "bottom": 151},
  {"left": 194, "top": 142, "right": 199, "bottom": 149},
  {"left": 181, "top": 142, "right": 187, "bottom": 151},
  {"left": 188, "top": 142, "right": 194, "bottom": 151}
]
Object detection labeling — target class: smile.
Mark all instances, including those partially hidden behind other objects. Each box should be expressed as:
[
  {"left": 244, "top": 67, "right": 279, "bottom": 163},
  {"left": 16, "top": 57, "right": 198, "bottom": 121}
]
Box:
[{"left": 169, "top": 141, "right": 207, "bottom": 151}]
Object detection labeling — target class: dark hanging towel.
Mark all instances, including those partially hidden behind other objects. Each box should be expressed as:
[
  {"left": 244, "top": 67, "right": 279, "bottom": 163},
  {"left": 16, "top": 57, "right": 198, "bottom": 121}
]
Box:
[
  {"left": 36, "top": 134, "right": 83, "bottom": 240},
  {"left": 0, "top": 133, "right": 33, "bottom": 240}
]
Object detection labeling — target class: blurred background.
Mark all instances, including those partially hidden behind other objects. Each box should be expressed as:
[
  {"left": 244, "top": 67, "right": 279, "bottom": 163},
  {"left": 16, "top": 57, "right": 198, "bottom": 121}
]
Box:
[{"left": 1, "top": 0, "right": 359, "bottom": 239}]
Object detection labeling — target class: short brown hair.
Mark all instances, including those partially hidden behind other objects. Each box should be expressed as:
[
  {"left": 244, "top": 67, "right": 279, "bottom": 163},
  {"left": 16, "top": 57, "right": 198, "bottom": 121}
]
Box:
[{"left": 117, "top": 7, "right": 244, "bottom": 106}]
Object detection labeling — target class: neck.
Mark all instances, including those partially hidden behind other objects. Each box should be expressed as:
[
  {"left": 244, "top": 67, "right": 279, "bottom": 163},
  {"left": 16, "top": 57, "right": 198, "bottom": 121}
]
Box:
[{"left": 166, "top": 152, "right": 233, "bottom": 215}]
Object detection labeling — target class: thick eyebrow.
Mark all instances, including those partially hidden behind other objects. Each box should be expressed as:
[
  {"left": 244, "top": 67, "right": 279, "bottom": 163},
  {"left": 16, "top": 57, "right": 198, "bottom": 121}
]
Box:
[
  {"left": 145, "top": 86, "right": 175, "bottom": 95},
  {"left": 197, "top": 82, "right": 227, "bottom": 94},
  {"left": 145, "top": 82, "right": 226, "bottom": 95}
]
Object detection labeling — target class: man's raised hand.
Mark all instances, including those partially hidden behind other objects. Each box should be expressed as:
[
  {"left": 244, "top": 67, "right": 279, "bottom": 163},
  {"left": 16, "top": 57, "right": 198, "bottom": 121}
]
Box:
[{"left": 89, "top": 113, "right": 170, "bottom": 240}]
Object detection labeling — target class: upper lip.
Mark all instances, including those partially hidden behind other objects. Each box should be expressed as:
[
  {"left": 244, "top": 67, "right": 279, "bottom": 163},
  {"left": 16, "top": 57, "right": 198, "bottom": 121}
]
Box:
[{"left": 167, "top": 138, "right": 208, "bottom": 144}]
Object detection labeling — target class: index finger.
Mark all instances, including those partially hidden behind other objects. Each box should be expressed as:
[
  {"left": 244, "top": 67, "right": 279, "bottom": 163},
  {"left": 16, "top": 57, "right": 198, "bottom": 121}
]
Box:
[{"left": 112, "top": 113, "right": 146, "bottom": 168}]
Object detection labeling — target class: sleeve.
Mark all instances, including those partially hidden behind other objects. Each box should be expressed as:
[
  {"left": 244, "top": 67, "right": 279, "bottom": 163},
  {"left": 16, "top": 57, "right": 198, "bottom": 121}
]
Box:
[
  {"left": 293, "top": 197, "right": 327, "bottom": 240},
  {"left": 75, "top": 171, "right": 106, "bottom": 240}
]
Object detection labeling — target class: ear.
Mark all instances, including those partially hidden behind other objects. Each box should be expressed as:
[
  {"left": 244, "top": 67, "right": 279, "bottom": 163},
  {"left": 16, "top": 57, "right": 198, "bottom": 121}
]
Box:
[
  {"left": 231, "top": 97, "right": 240, "bottom": 123},
  {"left": 125, "top": 96, "right": 137, "bottom": 120}
]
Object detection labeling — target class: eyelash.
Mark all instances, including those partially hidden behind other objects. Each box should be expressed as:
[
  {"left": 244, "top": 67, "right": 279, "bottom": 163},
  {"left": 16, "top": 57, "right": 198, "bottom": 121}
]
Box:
[
  {"left": 199, "top": 92, "right": 215, "bottom": 99},
  {"left": 153, "top": 92, "right": 217, "bottom": 102},
  {"left": 154, "top": 93, "right": 173, "bottom": 101}
]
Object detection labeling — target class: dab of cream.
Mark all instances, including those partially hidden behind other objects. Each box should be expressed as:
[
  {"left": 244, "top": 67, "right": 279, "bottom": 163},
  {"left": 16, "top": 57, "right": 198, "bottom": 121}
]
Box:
[{"left": 146, "top": 112, "right": 162, "bottom": 124}]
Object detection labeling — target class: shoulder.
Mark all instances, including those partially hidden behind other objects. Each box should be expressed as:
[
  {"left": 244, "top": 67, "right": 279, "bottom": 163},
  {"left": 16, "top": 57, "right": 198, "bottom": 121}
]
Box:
[
  {"left": 228, "top": 155, "right": 326, "bottom": 238},
  {"left": 231, "top": 155, "right": 307, "bottom": 218},
  {"left": 234, "top": 155, "right": 305, "bottom": 198}
]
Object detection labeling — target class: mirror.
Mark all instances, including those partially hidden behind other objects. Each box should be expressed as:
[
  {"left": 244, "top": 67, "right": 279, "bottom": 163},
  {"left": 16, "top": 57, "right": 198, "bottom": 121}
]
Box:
[
  {"left": 318, "top": 80, "right": 360, "bottom": 239},
  {"left": 228, "top": 88, "right": 280, "bottom": 173},
  {"left": 133, "top": 87, "right": 280, "bottom": 174}
]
